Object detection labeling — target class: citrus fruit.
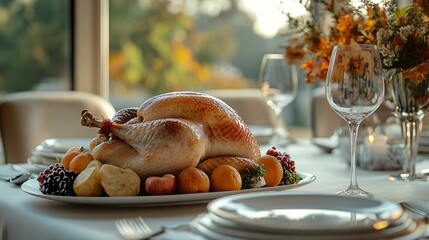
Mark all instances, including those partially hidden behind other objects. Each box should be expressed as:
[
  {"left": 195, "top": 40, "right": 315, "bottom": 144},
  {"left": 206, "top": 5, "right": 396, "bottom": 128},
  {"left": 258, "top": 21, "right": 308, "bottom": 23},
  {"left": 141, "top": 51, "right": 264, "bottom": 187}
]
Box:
[
  {"left": 69, "top": 152, "right": 95, "bottom": 174},
  {"left": 177, "top": 167, "right": 210, "bottom": 194},
  {"left": 61, "top": 147, "right": 83, "bottom": 170},
  {"left": 210, "top": 164, "right": 242, "bottom": 192},
  {"left": 258, "top": 155, "right": 283, "bottom": 187}
]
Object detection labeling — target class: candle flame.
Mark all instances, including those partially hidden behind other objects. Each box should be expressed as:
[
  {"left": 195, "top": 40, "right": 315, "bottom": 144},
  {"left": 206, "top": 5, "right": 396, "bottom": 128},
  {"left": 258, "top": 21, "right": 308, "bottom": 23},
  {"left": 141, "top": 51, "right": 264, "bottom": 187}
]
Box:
[
  {"left": 373, "top": 220, "right": 389, "bottom": 230},
  {"left": 261, "top": 82, "right": 270, "bottom": 97},
  {"left": 368, "top": 133, "right": 375, "bottom": 143}
]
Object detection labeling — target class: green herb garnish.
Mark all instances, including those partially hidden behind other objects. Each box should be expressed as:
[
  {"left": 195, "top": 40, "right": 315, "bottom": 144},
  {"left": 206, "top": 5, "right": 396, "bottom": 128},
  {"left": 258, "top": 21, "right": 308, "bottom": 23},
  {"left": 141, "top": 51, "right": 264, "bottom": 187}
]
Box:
[
  {"left": 241, "top": 165, "right": 266, "bottom": 189},
  {"left": 278, "top": 170, "right": 302, "bottom": 186}
]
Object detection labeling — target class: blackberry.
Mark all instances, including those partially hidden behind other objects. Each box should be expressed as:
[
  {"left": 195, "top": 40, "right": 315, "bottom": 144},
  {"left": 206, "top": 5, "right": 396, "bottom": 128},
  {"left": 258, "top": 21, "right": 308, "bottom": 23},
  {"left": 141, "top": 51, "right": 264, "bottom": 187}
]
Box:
[{"left": 37, "top": 163, "right": 78, "bottom": 196}]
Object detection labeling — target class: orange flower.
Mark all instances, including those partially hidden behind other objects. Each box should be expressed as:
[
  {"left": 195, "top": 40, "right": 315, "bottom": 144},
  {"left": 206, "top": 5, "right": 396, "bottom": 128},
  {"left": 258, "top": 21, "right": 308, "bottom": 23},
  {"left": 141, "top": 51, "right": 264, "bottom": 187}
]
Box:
[
  {"left": 301, "top": 58, "right": 330, "bottom": 83},
  {"left": 304, "top": 31, "right": 326, "bottom": 53},
  {"left": 337, "top": 15, "right": 354, "bottom": 32},
  {"left": 284, "top": 39, "right": 305, "bottom": 64},
  {"left": 403, "top": 61, "right": 429, "bottom": 84},
  {"left": 301, "top": 60, "right": 316, "bottom": 84},
  {"left": 283, "top": 0, "right": 428, "bottom": 86}
]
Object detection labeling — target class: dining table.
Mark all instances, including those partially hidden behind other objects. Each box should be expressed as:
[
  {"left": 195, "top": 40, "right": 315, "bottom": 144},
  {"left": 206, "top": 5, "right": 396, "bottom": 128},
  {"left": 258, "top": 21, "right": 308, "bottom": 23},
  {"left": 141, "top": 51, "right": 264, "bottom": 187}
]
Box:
[{"left": 1, "top": 133, "right": 429, "bottom": 240}]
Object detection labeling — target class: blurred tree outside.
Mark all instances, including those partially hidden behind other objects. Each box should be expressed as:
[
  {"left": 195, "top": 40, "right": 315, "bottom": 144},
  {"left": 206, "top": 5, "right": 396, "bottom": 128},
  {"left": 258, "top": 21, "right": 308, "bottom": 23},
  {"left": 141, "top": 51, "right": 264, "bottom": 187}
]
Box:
[
  {"left": 109, "top": 0, "right": 288, "bottom": 108},
  {"left": 0, "top": 0, "right": 71, "bottom": 93},
  {"left": 0, "top": 0, "right": 312, "bottom": 128}
]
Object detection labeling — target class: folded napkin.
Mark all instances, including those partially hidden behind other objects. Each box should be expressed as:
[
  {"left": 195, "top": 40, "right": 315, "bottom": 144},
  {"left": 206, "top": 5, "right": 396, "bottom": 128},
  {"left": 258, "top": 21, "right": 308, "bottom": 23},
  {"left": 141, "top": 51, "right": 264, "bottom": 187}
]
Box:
[{"left": 0, "top": 164, "right": 42, "bottom": 177}]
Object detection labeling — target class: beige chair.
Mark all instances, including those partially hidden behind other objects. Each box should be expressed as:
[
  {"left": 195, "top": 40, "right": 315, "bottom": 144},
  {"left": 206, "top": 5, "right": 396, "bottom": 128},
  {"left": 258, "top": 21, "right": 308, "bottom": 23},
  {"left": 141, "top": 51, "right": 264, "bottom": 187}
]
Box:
[
  {"left": 311, "top": 86, "right": 394, "bottom": 138},
  {"left": 0, "top": 91, "right": 116, "bottom": 164},
  {"left": 311, "top": 87, "right": 342, "bottom": 138},
  {"left": 204, "top": 88, "right": 276, "bottom": 127}
]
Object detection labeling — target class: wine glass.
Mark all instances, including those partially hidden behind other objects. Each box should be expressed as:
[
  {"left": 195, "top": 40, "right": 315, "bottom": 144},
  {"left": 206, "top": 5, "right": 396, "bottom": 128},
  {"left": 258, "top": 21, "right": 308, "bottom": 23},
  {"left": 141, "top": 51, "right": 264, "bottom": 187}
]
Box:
[
  {"left": 325, "top": 44, "right": 384, "bottom": 198},
  {"left": 258, "top": 54, "right": 298, "bottom": 147}
]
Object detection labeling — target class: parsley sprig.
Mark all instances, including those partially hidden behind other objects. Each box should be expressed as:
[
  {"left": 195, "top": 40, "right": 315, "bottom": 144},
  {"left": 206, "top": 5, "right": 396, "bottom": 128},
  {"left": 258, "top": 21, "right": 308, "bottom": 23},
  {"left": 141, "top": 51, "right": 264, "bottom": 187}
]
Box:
[{"left": 241, "top": 165, "right": 266, "bottom": 189}]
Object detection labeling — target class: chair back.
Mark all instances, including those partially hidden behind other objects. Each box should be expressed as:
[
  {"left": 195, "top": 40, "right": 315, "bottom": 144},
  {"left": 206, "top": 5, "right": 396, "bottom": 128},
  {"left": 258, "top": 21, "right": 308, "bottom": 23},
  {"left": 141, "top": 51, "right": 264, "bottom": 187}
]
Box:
[
  {"left": 204, "top": 89, "right": 276, "bottom": 127},
  {"left": 311, "top": 86, "right": 395, "bottom": 138},
  {"left": 0, "top": 91, "right": 116, "bottom": 163},
  {"left": 311, "top": 87, "right": 342, "bottom": 138}
]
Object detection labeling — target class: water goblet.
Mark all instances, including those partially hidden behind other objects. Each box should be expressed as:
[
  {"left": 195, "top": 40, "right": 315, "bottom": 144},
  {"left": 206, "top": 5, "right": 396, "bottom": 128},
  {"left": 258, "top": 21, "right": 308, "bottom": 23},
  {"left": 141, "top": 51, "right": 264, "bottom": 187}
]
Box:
[
  {"left": 258, "top": 54, "right": 298, "bottom": 147},
  {"left": 325, "top": 44, "right": 384, "bottom": 197}
]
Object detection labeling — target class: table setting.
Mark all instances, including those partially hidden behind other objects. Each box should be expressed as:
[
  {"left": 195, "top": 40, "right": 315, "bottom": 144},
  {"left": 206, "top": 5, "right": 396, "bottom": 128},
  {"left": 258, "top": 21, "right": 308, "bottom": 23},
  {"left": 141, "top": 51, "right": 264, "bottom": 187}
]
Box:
[
  {"left": 1, "top": 115, "right": 429, "bottom": 239},
  {"left": 1, "top": 137, "right": 429, "bottom": 239}
]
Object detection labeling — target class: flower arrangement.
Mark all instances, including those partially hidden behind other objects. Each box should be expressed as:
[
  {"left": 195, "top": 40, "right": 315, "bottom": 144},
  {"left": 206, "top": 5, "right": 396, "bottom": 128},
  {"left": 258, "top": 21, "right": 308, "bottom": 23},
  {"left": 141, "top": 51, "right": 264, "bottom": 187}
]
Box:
[
  {"left": 284, "top": 0, "right": 429, "bottom": 85},
  {"left": 329, "top": 44, "right": 376, "bottom": 83}
]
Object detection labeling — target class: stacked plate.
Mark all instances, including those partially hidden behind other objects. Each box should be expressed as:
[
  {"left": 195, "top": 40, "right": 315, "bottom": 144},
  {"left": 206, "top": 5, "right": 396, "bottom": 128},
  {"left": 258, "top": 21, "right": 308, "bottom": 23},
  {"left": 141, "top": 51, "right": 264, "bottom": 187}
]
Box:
[
  {"left": 28, "top": 138, "right": 92, "bottom": 168},
  {"left": 192, "top": 192, "right": 427, "bottom": 240}
]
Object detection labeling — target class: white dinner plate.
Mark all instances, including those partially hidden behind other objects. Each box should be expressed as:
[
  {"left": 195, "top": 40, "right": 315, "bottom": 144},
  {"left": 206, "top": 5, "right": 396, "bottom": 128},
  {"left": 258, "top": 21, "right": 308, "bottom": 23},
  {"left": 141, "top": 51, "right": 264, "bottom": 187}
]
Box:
[
  {"left": 41, "top": 138, "right": 92, "bottom": 153},
  {"left": 207, "top": 192, "right": 405, "bottom": 234},
  {"left": 192, "top": 212, "right": 427, "bottom": 240},
  {"left": 32, "top": 145, "right": 65, "bottom": 159},
  {"left": 201, "top": 210, "right": 410, "bottom": 236},
  {"left": 27, "top": 155, "right": 57, "bottom": 166},
  {"left": 21, "top": 172, "right": 315, "bottom": 206}
]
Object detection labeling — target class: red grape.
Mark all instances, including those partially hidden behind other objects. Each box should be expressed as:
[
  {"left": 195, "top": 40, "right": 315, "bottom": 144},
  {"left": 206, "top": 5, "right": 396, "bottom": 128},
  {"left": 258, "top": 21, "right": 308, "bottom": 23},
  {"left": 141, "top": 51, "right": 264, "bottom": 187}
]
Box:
[{"left": 266, "top": 146, "right": 300, "bottom": 185}]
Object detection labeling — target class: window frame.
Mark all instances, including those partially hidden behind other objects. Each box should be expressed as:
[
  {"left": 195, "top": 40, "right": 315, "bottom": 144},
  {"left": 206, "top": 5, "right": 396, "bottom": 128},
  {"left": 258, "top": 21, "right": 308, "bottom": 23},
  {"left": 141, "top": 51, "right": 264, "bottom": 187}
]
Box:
[{"left": 73, "top": 0, "right": 109, "bottom": 99}]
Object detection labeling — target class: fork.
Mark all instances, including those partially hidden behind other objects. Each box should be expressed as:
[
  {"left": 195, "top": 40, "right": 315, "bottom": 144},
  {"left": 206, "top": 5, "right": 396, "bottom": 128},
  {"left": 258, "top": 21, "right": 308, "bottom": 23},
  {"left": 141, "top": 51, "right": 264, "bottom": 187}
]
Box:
[{"left": 115, "top": 217, "right": 189, "bottom": 240}]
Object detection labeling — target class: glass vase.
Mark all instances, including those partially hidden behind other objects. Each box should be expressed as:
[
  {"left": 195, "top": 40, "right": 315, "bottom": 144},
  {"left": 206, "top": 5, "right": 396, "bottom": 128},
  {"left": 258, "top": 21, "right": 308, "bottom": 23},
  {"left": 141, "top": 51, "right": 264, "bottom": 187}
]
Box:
[{"left": 385, "top": 68, "right": 429, "bottom": 181}]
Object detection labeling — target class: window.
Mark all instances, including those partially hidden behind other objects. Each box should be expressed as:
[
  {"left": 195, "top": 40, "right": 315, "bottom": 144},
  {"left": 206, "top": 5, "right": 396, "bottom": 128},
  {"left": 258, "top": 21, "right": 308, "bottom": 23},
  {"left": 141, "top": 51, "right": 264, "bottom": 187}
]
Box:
[
  {"left": 108, "top": 0, "right": 313, "bottom": 127},
  {"left": 0, "top": 0, "right": 72, "bottom": 93},
  {"left": 0, "top": 0, "right": 313, "bottom": 127}
]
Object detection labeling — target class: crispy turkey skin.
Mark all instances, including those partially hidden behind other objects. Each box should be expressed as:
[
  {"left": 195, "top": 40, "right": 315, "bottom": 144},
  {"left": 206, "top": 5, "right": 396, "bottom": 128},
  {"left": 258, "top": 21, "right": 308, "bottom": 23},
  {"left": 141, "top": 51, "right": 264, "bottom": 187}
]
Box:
[{"left": 81, "top": 91, "right": 261, "bottom": 180}]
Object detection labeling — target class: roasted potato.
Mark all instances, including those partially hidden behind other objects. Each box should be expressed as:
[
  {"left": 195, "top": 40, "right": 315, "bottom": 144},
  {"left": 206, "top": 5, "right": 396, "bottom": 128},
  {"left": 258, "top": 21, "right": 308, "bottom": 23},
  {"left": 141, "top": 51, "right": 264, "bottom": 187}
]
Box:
[
  {"left": 73, "top": 166, "right": 104, "bottom": 196},
  {"left": 100, "top": 164, "right": 140, "bottom": 197}
]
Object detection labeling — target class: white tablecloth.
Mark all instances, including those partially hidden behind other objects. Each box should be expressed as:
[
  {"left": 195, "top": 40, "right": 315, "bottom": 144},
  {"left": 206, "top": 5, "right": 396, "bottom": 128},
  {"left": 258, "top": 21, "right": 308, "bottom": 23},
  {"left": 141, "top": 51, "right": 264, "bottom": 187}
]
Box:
[{"left": 1, "top": 140, "right": 429, "bottom": 240}]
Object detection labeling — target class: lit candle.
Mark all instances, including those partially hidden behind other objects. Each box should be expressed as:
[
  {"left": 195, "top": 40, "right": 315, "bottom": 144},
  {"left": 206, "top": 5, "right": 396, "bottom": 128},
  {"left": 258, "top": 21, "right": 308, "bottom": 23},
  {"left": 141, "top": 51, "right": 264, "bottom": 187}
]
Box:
[{"left": 366, "top": 133, "right": 389, "bottom": 161}]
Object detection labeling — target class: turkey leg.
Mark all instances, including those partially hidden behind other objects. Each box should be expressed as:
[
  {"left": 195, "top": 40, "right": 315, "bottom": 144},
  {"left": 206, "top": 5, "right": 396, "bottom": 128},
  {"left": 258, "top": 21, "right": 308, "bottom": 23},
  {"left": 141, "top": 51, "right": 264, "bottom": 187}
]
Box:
[
  {"left": 81, "top": 110, "right": 113, "bottom": 137},
  {"left": 81, "top": 110, "right": 104, "bottom": 128}
]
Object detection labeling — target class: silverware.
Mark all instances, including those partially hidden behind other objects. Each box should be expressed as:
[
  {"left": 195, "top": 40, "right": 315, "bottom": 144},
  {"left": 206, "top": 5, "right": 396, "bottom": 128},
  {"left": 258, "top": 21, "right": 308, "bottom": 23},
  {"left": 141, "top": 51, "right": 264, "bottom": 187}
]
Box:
[
  {"left": 0, "top": 164, "right": 33, "bottom": 185},
  {"left": 312, "top": 137, "right": 338, "bottom": 153},
  {"left": 400, "top": 200, "right": 429, "bottom": 219},
  {"left": 0, "top": 171, "right": 31, "bottom": 185},
  {"left": 115, "top": 217, "right": 188, "bottom": 240}
]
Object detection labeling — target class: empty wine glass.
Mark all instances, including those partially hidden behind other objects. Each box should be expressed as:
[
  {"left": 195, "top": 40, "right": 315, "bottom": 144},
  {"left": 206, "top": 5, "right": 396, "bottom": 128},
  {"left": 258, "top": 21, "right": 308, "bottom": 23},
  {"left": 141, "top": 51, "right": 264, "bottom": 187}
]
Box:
[
  {"left": 258, "top": 54, "right": 298, "bottom": 147},
  {"left": 326, "top": 44, "right": 384, "bottom": 198}
]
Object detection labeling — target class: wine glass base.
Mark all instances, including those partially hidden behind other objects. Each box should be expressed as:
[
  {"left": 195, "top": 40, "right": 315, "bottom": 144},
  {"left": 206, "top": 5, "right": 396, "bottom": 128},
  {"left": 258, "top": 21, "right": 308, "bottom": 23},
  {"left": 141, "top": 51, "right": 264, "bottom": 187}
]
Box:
[
  {"left": 388, "top": 172, "right": 429, "bottom": 181},
  {"left": 337, "top": 186, "right": 374, "bottom": 198},
  {"left": 268, "top": 127, "right": 297, "bottom": 147},
  {"left": 268, "top": 137, "right": 295, "bottom": 148}
]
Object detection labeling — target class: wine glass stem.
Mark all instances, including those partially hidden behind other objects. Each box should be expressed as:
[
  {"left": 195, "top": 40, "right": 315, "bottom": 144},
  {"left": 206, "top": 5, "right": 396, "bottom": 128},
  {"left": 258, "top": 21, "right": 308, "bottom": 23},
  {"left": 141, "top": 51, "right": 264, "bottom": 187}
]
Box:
[
  {"left": 348, "top": 123, "right": 360, "bottom": 188},
  {"left": 273, "top": 109, "right": 283, "bottom": 140}
]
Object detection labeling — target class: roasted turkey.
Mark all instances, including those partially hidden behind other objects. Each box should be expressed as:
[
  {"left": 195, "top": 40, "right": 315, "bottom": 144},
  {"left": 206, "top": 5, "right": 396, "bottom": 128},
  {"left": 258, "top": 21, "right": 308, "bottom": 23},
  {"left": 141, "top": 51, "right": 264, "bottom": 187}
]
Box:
[{"left": 80, "top": 91, "right": 260, "bottom": 180}]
